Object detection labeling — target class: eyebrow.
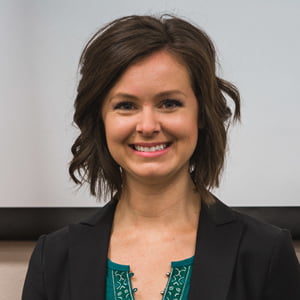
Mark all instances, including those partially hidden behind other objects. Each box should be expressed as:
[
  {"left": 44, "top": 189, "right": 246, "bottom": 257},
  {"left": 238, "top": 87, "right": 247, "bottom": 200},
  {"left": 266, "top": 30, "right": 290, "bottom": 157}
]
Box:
[{"left": 109, "top": 90, "right": 187, "bottom": 101}]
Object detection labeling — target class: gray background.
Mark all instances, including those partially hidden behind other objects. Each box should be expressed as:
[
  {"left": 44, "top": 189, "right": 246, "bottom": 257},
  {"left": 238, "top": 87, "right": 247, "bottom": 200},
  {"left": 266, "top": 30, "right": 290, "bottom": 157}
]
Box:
[{"left": 1, "top": 0, "right": 299, "bottom": 207}]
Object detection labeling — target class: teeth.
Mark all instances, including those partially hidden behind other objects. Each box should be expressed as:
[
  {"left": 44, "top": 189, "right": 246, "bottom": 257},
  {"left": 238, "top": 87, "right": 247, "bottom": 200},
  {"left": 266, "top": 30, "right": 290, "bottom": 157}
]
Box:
[{"left": 134, "top": 144, "right": 168, "bottom": 152}]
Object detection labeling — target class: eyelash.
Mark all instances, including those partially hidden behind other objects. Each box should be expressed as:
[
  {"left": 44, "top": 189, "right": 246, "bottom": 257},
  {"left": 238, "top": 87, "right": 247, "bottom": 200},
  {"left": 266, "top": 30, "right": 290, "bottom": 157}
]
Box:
[
  {"left": 113, "top": 102, "right": 136, "bottom": 110},
  {"left": 159, "top": 99, "right": 183, "bottom": 109},
  {"left": 112, "top": 99, "right": 183, "bottom": 111}
]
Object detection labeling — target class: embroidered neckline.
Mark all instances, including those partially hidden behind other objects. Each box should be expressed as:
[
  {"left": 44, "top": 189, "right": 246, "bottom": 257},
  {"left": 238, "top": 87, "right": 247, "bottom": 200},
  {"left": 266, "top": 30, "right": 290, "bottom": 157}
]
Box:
[{"left": 106, "top": 257, "right": 194, "bottom": 300}]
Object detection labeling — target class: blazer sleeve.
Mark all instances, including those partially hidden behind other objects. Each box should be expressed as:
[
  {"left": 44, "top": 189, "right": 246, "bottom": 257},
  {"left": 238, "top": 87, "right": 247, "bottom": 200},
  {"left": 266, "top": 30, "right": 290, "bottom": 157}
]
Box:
[
  {"left": 263, "top": 229, "right": 300, "bottom": 300},
  {"left": 22, "top": 235, "right": 47, "bottom": 300}
]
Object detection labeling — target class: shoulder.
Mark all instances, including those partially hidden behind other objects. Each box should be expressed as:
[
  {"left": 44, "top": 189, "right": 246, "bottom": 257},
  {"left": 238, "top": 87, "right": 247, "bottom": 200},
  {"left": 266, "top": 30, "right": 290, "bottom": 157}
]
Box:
[
  {"left": 209, "top": 196, "right": 289, "bottom": 242},
  {"left": 37, "top": 200, "right": 117, "bottom": 257},
  {"left": 221, "top": 203, "right": 300, "bottom": 296},
  {"left": 215, "top": 198, "right": 299, "bottom": 266},
  {"left": 234, "top": 208, "right": 297, "bottom": 262},
  {"left": 233, "top": 206, "right": 299, "bottom": 265},
  {"left": 233, "top": 207, "right": 286, "bottom": 242},
  {"left": 207, "top": 197, "right": 298, "bottom": 263}
]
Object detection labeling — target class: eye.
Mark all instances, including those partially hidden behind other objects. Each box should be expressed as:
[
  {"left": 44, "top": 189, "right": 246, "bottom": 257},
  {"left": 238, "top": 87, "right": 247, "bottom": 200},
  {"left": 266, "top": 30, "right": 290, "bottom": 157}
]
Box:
[
  {"left": 113, "top": 101, "right": 136, "bottom": 111},
  {"left": 159, "top": 99, "right": 183, "bottom": 110}
]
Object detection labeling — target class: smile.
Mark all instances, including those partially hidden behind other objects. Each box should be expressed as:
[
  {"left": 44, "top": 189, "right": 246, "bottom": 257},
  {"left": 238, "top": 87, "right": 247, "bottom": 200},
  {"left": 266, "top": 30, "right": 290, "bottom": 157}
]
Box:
[{"left": 130, "top": 143, "right": 171, "bottom": 152}]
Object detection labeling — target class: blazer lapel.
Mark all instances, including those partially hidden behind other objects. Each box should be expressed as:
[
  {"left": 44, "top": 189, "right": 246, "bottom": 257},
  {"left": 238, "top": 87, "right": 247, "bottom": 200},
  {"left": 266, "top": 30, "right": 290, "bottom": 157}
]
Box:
[
  {"left": 67, "top": 197, "right": 243, "bottom": 300},
  {"left": 188, "top": 199, "right": 244, "bottom": 300},
  {"left": 69, "top": 200, "right": 118, "bottom": 300}
]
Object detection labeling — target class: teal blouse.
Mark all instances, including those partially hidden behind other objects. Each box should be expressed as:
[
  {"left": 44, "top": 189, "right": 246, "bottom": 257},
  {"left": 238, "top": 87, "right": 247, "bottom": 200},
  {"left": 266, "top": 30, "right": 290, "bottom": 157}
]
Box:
[{"left": 106, "top": 256, "right": 194, "bottom": 300}]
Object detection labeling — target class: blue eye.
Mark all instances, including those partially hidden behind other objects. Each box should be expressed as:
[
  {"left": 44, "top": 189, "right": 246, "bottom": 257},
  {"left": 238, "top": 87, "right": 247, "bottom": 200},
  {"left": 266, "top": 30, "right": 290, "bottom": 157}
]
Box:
[
  {"left": 113, "top": 101, "right": 136, "bottom": 110},
  {"left": 160, "top": 99, "right": 183, "bottom": 109}
]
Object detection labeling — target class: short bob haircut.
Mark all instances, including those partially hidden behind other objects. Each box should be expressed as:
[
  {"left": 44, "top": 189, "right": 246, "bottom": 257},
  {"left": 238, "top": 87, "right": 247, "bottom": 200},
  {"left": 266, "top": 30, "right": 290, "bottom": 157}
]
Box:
[{"left": 69, "top": 14, "right": 240, "bottom": 204}]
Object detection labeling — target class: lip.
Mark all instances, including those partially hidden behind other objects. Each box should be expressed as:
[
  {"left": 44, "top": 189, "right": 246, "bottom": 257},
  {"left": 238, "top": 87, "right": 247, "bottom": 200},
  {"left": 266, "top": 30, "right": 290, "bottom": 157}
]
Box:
[
  {"left": 130, "top": 142, "right": 170, "bottom": 147},
  {"left": 129, "top": 142, "right": 172, "bottom": 158}
]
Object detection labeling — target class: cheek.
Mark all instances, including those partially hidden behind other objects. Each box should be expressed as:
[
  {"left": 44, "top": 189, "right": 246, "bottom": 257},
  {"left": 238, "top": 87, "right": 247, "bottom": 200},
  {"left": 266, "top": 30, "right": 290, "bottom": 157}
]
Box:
[
  {"left": 104, "top": 117, "right": 135, "bottom": 145},
  {"left": 185, "top": 121, "right": 199, "bottom": 147},
  {"left": 169, "top": 113, "right": 198, "bottom": 137}
]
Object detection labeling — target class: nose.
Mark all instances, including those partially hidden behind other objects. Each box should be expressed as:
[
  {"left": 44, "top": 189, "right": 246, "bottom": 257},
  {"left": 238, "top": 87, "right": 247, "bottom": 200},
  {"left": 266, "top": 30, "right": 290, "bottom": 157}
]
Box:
[{"left": 136, "top": 107, "right": 160, "bottom": 136}]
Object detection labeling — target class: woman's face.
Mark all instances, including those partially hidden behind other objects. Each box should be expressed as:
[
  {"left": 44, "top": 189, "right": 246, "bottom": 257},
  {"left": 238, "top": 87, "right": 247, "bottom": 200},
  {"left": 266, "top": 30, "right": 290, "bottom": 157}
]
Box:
[{"left": 102, "top": 50, "right": 199, "bottom": 184}]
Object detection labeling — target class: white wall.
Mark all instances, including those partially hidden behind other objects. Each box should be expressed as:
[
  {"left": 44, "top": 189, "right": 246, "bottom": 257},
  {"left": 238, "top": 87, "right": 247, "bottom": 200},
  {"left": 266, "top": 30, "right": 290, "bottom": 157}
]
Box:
[{"left": 1, "top": 0, "right": 299, "bottom": 207}]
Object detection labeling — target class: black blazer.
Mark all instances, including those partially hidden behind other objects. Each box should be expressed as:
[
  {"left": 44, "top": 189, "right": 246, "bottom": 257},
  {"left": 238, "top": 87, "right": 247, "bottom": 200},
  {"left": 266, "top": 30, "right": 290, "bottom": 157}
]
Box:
[{"left": 22, "top": 198, "right": 300, "bottom": 300}]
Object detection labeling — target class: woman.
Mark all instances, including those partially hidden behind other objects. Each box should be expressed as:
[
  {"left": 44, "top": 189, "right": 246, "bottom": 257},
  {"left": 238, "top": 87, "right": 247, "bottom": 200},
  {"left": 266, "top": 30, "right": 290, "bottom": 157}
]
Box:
[{"left": 22, "top": 15, "right": 300, "bottom": 300}]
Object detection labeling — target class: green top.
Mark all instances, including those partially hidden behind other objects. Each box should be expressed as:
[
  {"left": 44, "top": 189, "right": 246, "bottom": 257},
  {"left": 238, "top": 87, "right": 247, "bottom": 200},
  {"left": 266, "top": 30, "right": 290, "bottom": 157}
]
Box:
[{"left": 106, "top": 256, "right": 194, "bottom": 300}]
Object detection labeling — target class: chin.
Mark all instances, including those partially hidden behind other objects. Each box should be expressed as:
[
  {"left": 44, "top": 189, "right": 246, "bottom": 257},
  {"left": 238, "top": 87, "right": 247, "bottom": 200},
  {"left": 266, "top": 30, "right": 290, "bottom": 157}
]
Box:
[
  {"left": 129, "top": 167, "right": 183, "bottom": 183},
  {"left": 136, "top": 170, "right": 170, "bottom": 179}
]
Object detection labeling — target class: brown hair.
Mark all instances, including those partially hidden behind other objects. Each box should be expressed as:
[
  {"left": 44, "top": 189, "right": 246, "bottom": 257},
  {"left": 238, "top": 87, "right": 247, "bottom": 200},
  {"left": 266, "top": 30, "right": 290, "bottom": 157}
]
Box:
[{"left": 69, "top": 14, "right": 240, "bottom": 204}]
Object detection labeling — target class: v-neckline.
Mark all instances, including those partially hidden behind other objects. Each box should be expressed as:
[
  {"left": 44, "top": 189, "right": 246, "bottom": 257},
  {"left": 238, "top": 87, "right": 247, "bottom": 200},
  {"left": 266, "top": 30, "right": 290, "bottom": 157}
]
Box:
[{"left": 106, "top": 256, "right": 194, "bottom": 300}]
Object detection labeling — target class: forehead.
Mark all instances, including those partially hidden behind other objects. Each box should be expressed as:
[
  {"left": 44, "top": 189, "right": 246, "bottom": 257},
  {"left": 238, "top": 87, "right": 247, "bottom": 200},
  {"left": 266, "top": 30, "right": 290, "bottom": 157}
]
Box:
[{"left": 106, "top": 50, "right": 192, "bottom": 98}]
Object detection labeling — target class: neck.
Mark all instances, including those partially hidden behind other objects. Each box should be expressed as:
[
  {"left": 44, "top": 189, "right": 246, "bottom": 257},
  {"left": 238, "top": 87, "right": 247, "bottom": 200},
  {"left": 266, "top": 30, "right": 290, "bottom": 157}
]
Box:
[{"left": 114, "top": 171, "right": 201, "bottom": 228}]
